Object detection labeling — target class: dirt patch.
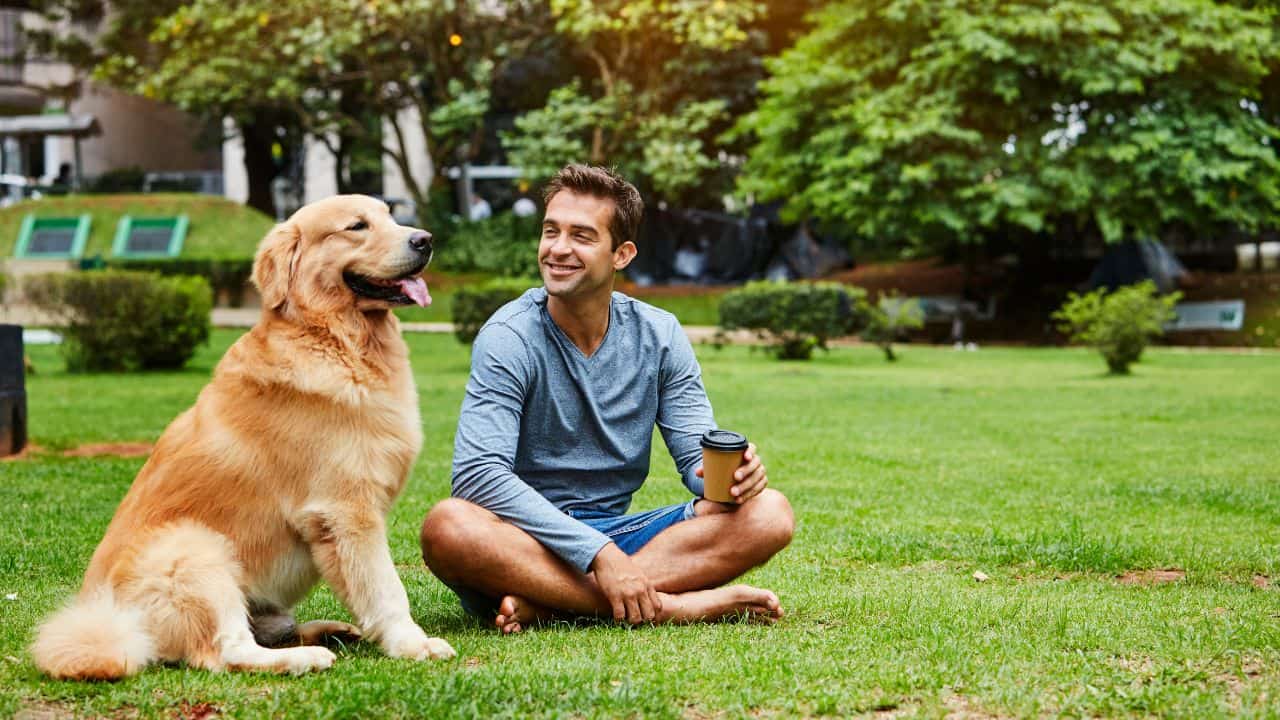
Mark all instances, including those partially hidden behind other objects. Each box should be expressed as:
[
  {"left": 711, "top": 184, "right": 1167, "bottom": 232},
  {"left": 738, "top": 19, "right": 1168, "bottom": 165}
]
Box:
[
  {"left": 1, "top": 443, "right": 47, "bottom": 462},
  {"left": 1116, "top": 569, "right": 1186, "bottom": 585},
  {"left": 171, "top": 702, "right": 219, "bottom": 720},
  {"left": 1215, "top": 655, "right": 1270, "bottom": 714},
  {"left": 14, "top": 702, "right": 75, "bottom": 720},
  {"left": 17, "top": 700, "right": 139, "bottom": 720},
  {"left": 61, "top": 442, "right": 153, "bottom": 458},
  {"left": 1253, "top": 575, "right": 1269, "bottom": 589},
  {"left": 940, "top": 694, "right": 1013, "bottom": 719}
]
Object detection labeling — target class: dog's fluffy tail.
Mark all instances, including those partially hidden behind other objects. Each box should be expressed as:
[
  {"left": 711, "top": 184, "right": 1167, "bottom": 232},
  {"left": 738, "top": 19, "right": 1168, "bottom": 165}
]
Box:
[{"left": 31, "top": 590, "right": 155, "bottom": 681}]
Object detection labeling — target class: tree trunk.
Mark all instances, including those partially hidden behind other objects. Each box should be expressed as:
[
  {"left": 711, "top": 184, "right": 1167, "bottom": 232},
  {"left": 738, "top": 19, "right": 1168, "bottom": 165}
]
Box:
[{"left": 239, "top": 117, "right": 280, "bottom": 217}]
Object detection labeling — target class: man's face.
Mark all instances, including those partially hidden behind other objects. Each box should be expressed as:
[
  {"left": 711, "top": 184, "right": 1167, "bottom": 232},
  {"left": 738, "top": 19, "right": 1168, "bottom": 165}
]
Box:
[{"left": 539, "top": 191, "right": 634, "bottom": 300}]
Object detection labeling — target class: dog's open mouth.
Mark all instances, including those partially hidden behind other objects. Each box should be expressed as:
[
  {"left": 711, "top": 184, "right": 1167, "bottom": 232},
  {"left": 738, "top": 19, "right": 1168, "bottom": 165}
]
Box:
[{"left": 343, "top": 266, "right": 432, "bottom": 307}]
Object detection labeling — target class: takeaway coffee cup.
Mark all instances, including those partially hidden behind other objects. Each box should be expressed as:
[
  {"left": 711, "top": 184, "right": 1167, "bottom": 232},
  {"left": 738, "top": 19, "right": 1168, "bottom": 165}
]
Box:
[{"left": 700, "top": 429, "right": 749, "bottom": 503}]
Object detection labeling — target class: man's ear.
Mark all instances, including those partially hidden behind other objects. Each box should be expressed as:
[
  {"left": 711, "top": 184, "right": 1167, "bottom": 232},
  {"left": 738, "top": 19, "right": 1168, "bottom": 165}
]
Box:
[
  {"left": 253, "top": 221, "right": 301, "bottom": 311},
  {"left": 613, "top": 240, "right": 638, "bottom": 271}
]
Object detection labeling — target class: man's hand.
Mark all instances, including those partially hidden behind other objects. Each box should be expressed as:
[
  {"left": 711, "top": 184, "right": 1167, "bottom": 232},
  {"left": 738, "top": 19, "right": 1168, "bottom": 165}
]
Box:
[
  {"left": 590, "top": 543, "right": 661, "bottom": 624},
  {"left": 695, "top": 442, "right": 768, "bottom": 505}
]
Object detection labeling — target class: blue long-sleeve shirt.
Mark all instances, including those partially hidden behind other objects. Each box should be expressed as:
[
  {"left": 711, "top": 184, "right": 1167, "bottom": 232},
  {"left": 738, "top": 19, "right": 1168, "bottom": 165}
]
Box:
[{"left": 450, "top": 287, "right": 715, "bottom": 572}]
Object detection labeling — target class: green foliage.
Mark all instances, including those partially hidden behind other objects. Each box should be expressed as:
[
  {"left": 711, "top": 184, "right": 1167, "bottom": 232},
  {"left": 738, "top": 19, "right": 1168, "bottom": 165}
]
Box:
[
  {"left": 1053, "top": 281, "right": 1180, "bottom": 374},
  {"left": 23, "top": 271, "right": 212, "bottom": 372},
  {"left": 104, "top": 258, "right": 255, "bottom": 307},
  {"left": 734, "top": 0, "right": 1280, "bottom": 251},
  {"left": 90, "top": 1, "right": 541, "bottom": 219},
  {"left": 430, "top": 213, "right": 541, "bottom": 279},
  {"left": 861, "top": 292, "right": 925, "bottom": 362},
  {"left": 450, "top": 277, "right": 534, "bottom": 344},
  {"left": 86, "top": 167, "right": 147, "bottom": 194},
  {"left": 718, "top": 280, "right": 864, "bottom": 360},
  {"left": 503, "top": 0, "right": 764, "bottom": 203}
]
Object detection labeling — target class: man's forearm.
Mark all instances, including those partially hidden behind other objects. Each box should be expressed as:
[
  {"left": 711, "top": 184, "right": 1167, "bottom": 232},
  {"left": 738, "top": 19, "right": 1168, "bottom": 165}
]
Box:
[{"left": 451, "top": 466, "right": 611, "bottom": 573}]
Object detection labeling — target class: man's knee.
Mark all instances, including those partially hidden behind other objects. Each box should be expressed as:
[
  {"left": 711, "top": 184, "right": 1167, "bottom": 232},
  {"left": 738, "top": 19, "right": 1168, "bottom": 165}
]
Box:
[
  {"left": 741, "top": 488, "right": 795, "bottom": 556},
  {"left": 419, "top": 498, "right": 486, "bottom": 578}
]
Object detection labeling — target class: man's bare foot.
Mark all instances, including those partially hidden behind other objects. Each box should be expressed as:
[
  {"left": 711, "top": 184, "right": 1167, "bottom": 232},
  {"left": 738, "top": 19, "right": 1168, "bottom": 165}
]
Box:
[
  {"left": 656, "top": 584, "right": 784, "bottom": 624},
  {"left": 494, "top": 594, "right": 556, "bottom": 634}
]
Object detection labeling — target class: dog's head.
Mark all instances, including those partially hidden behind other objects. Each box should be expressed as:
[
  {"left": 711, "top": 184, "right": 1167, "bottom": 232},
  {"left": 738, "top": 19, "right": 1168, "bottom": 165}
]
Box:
[{"left": 252, "top": 195, "right": 433, "bottom": 316}]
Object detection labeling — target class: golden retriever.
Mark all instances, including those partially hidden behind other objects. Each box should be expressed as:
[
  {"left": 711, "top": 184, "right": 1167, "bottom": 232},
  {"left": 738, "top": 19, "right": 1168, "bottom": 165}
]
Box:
[{"left": 31, "top": 195, "right": 456, "bottom": 679}]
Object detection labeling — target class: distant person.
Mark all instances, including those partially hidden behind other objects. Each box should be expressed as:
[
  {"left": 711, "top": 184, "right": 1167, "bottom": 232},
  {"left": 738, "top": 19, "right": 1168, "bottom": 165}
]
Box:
[
  {"left": 469, "top": 194, "right": 493, "bottom": 222},
  {"left": 52, "top": 162, "right": 73, "bottom": 189}
]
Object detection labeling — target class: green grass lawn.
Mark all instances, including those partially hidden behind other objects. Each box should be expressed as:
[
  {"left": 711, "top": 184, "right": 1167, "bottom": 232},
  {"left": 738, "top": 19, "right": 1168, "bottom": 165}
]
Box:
[
  {"left": 0, "top": 194, "right": 275, "bottom": 259},
  {"left": 3, "top": 333, "right": 1278, "bottom": 718}
]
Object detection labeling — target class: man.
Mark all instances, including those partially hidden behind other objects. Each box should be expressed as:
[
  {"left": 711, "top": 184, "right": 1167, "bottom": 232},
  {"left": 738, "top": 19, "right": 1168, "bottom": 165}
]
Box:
[{"left": 420, "top": 165, "right": 794, "bottom": 633}]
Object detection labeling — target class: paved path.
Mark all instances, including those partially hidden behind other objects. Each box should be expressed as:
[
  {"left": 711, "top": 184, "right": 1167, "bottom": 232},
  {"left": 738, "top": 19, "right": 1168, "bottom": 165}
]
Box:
[
  {"left": 2, "top": 304, "right": 754, "bottom": 345},
  {"left": 207, "top": 307, "right": 753, "bottom": 344}
]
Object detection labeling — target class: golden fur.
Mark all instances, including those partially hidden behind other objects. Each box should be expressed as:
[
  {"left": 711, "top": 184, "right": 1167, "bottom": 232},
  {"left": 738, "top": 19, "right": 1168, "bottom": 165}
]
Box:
[{"left": 32, "top": 195, "right": 455, "bottom": 679}]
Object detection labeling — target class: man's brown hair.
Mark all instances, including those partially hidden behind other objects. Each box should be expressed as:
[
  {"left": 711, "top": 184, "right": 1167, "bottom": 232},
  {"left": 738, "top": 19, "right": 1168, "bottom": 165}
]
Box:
[{"left": 543, "top": 164, "right": 643, "bottom": 250}]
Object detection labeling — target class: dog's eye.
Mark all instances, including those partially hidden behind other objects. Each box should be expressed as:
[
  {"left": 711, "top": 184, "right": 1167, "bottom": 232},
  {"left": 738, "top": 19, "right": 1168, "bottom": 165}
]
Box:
[{"left": 346, "top": 220, "right": 368, "bottom": 232}]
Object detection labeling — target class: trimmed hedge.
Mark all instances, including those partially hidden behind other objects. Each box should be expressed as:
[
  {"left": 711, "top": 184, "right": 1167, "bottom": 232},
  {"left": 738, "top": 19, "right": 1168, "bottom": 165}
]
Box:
[
  {"left": 104, "top": 258, "right": 254, "bottom": 307},
  {"left": 718, "top": 281, "right": 866, "bottom": 360},
  {"left": 24, "top": 270, "right": 212, "bottom": 371},
  {"left": 451, "top": 278, "right": 535, "bottom": 344}
]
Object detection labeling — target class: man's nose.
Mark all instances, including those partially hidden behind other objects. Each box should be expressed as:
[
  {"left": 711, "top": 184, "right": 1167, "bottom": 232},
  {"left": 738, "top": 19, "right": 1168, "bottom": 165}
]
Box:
[
  {"left": 548, "top": 231, "right": 572, "bottom": 254},
  {"left": 408, "top": 230, "right": 432, "bottom": 255}
]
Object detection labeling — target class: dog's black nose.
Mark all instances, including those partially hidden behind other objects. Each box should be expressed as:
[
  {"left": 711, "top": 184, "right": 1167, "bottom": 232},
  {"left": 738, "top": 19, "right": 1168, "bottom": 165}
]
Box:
[{"left": 408, "top": 230, "right": 432, "bottom": 254}]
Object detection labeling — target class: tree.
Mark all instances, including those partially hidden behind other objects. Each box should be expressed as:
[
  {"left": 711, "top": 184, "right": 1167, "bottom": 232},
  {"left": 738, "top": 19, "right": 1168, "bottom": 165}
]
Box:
[
  {"left": 92, "top": 0, "right": 539, "bottom": 220},
  {"left": 502, "top": 0, "right": 767, "bottom": 204},
  {"left": 27, "top": 0, "right": 301, "bottom": 215},
  {"left": 733, "top": 0, "right": 1280, "bottom": 253}
]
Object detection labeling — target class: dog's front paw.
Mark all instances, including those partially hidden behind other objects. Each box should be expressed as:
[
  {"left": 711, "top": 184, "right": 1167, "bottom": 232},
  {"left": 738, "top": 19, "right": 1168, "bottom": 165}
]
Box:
[{"left": 383, "top": 626, "right": 457, "bottom": 661}]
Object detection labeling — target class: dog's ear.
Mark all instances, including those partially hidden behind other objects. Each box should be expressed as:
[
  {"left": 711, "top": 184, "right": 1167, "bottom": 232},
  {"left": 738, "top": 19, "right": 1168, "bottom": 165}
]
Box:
[{"left": 253, "top": 221, "right": 301, "bottom": 311}]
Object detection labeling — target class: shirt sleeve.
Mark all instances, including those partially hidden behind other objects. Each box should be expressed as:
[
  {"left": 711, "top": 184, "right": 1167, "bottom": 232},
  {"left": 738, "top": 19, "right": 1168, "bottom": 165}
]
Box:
[
  {"left": 450, "top": 323, "right": 612, "bottom": 573},
  {"left": 656, "top": 321, "right": 716, "bottom": 497}
]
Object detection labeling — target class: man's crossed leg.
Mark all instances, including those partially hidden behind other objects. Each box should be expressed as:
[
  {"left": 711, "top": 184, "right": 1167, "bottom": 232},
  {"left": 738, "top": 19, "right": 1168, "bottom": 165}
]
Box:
[{"left": 420, "top": 489, "right": 795, "bottom": 632}]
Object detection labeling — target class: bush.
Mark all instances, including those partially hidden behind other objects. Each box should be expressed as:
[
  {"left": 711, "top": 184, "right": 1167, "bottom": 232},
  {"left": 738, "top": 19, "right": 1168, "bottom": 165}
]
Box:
[
  {"left": 24, "top": 270, "right": 212, "bottom": 371},
  {"left": 718, "top": 281, "right": 865, "bottom": 360},
  {"left": 861, "top": 292, "right": 925, "bottom": 361},
  {"left": 86, "top": 166, "right": 146, "bottom": 193},
  {"left": 105, "top": 258, "right": 255, "bottom": 307},
  {"left": 1053, "top": 281, "right": 1180, "bottom": 374},
  {"left": 451, "top": 277, "right": 535, "bottom": 344},
  {"left": 431, "top": 213, "right": 541, "bottom": 278}
]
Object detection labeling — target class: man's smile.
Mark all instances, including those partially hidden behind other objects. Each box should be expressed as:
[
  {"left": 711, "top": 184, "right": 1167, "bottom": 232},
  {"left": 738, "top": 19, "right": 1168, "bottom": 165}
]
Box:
[{"left": 544, "top": 261, "right": 582, "bottom": 276}]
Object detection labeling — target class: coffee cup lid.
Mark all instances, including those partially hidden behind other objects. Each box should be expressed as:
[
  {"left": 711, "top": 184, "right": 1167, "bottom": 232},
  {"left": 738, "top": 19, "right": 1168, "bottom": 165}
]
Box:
[{"left": 701, "top": 429, "right": 748, "bottom": 451}]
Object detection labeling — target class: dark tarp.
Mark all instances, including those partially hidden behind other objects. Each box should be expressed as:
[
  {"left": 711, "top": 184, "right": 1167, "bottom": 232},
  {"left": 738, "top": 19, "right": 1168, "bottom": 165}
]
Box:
[
  {"left": 629, "top": 205, "right": 848, "bottom": 286},
  {"left": 1088, "top": 239, "right": 1187, "bottom": 293}
]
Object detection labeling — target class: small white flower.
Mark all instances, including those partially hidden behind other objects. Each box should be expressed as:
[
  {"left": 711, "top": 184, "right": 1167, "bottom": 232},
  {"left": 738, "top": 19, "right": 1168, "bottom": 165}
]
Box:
[{"left": 4, "top": 593, "right": 16, "bottom": 601}]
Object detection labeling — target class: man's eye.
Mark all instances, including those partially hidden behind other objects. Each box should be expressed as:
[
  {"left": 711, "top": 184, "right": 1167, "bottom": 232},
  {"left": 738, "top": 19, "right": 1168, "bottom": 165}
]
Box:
[{"left": 346, "top": 220, "right": 368, "bottom": 232}]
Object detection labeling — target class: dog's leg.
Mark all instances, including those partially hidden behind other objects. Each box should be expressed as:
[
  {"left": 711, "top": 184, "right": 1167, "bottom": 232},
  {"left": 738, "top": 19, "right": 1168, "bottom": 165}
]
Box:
[
  {"left": 121, "top": 523, "right": 337, "bottom": 675},
  {"left": 249, "top": 605, "right": 299, "bottom": 647},
  {"left": 214, "top": 603, "right": 336, "bottom": 674},
  {"left": 299, "top": 504, "right": 456, "bottom": 661},
  {"left": 251, "top": 607, "right": 363, "bottom": 648}
]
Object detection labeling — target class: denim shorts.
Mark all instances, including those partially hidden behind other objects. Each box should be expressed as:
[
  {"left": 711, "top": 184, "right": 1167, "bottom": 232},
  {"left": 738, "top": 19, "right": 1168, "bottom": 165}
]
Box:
[{"left": 446, "top": 499, "right": 698, "bottom": 619}]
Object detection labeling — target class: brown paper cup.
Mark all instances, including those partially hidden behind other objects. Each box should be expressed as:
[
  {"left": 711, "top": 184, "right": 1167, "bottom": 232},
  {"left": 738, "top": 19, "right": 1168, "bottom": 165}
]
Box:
[{"left": 700, "top": 430, "right": 748, "bottom": 503}]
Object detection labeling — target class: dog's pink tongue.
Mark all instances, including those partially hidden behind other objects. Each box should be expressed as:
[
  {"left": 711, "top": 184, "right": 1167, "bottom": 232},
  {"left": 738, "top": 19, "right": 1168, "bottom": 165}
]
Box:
[{"left": 399, "top": 277, "right": 431, "bottom": 307}]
